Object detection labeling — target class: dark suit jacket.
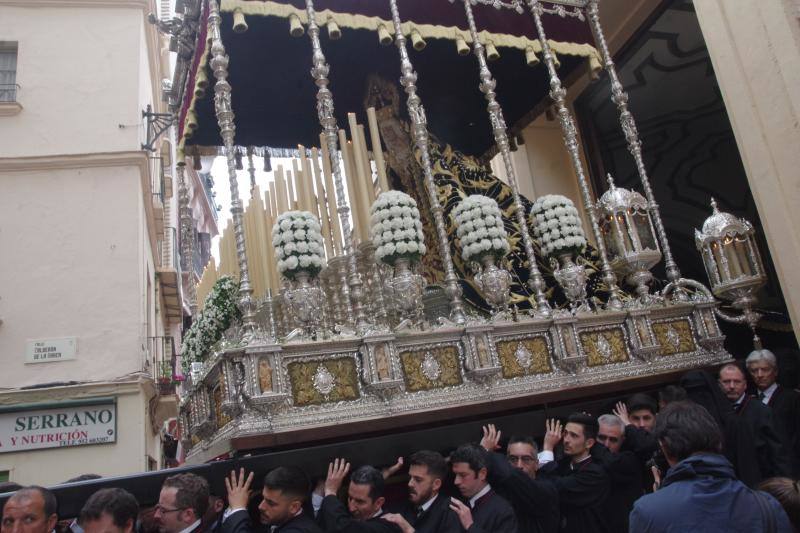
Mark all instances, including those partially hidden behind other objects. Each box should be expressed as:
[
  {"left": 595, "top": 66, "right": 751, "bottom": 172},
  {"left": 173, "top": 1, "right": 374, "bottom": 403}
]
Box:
[
  {"left": 767, "top": 385, "right": 800, "bottom": 476},
  {"left": 621, "top": 425, "right": 658, "bottom": 493},
  {"left": 537, "top": 457, "right": 610, "bottom": 533},
  {"left": 317, "top": 495, "right": 401, "bottom": 533},
  {"left": 736, "top": 395, "right": 793, "bottom": 479},
  {"left": 590, "top": 444, "right": 642, "bottom": 533},
  {"left": 485, "top": 451, "right": 559, "bottom": 533},
  {"left": 222, "top": 509, "right": 322, "bottom": 533},
  {"left": 464, "top": 489, "right": 517, "bottom": 533},
  {"left": 399, "top": 494, "right": 461, "bottom": 533}
]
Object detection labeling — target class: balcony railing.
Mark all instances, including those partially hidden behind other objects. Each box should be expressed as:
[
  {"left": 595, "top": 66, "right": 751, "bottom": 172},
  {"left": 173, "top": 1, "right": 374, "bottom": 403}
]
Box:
[
  {"left": 0, "top": 83, "right": 19, "bottom": 103},
  {"left": 144, "top": 336, "right": 177, "bottom": 395}
]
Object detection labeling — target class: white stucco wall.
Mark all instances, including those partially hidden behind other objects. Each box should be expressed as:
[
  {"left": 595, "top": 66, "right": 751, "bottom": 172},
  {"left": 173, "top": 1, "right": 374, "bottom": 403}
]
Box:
[
  {"left": 0, "top": 164, "right": 145, "bottom": 387},
  {"left": 0, "top": 6, "right": 147, "bottom": 158}
]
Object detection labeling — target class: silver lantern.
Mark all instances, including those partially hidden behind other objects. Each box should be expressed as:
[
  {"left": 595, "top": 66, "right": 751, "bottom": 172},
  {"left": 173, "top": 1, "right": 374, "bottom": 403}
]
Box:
[
  {"left": 694, "top": 198, "right": 766, "bottom": 348},
  {"left": 597, "top": 176, "right": 662, "bottom": 305}
]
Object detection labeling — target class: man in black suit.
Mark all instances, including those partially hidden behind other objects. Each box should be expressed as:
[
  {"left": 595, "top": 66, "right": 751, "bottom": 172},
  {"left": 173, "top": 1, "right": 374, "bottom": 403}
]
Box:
[
  {"left": 317, "top": 459, "right": 401, "bottom": 533},
  {"left": 155, "top": 473, "right": 209, "bottom": 533},
  {"left": 222, "top": 466, "right": 322, "bottom": 533},
  {"left": 537, "top": 414, "right": 610, "bottom": 533},
  {"left": 718, "top": 362, "right": 792, "bottom": 480},
  {"left": 1, "top": 486, "right": 58, "bottom": 533},
  {"left": 613, "top": 395, "right": 660, "bottom": 493},
  {"left": 448, "top": 444, "right": 518, "bottom": 533},
  {"left": 746, "top": 348, "right": 800, "bottom": 476},
  {"left": 478, "top": 425, "right": 559, "bottom": 533},
  {"left": 592, "top": 414, "right": 642, "bottom": 533},
  {"left": 381, "top": 451, "right": 461, "bottom": 533}
]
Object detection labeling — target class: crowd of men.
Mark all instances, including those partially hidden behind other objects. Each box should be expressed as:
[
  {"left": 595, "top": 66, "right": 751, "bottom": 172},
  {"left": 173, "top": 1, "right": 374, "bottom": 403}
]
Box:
[{"left": 2, "top": 349, "right": 799, "bottom": 533}]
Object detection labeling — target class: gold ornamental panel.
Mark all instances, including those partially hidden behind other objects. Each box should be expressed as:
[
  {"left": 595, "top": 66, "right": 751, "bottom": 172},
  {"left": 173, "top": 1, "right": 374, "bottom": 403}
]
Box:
[
  {"left": 287, "top": 356, "right": 361, "bottom": 407},
  {"left": 653, "top": 319, "right": 696, "bottom": 356},
  {"left": 399, "top": 345, "right": 463, "bottom": 392},
  {"left": 212, "top": 384, "right": 230, "bottom": 428},
  {"left": 580, "top": 328, "right": 629, "bottom": 367},
  {"left": 496, "top": 337, "right": 552, "bottom": 378}
]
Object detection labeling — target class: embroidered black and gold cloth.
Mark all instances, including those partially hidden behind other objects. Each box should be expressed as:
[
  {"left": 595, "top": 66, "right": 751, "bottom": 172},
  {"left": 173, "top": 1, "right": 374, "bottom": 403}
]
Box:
[{"left": 383, "top": 138, "right": 612, "bottom": 313}]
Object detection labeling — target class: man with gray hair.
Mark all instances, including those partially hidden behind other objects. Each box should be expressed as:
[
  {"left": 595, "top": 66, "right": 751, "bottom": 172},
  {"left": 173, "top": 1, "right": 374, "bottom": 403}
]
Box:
[
  {"left": 746, "top": 348, "right": 800, "bottom": 476},
  {"left": 592, "top": 414, "right": 642, "bottom": 533},
  {"left": 1, "top": 486, "right": 58, "bottom": 533}
]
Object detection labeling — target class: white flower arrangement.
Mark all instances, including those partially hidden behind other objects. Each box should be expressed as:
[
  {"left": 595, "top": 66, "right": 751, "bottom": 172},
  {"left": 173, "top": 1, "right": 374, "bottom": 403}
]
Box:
[
  {"left": 181, "top": 275, "right": 241, "bottom": 373},
  {"left": 529, "top": 194, "right": 587, "bottom": 257},
  {"left": 272, "top": 211, "right": 326, "bottom": 279},
  {"left": 453, "top": 195, "right": 510, "bottom": 263},
  {"left": 370, "top": 190, "right": 427, "bottom": 266}
]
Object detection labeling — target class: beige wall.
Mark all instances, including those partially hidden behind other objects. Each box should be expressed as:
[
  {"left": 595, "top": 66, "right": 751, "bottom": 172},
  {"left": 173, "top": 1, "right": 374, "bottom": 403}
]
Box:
[
  {"left": 0, "top": 5, "right": 149, "bottom": 158},
  {"left": 0, "top": 381, "right": 158, "bottom": 485},
  {"left": 694, "top": 0, "right": 800, "bottom": 341}
]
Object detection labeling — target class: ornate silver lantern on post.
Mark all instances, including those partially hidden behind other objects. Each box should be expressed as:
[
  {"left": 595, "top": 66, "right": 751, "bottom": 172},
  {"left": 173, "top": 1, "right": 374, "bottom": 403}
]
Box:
[
  {"left": 695, "top": 198, "right": 767, "bottom": 348},
  {"left": 597, "top": 176, "right": 662, "bottom": 305}
]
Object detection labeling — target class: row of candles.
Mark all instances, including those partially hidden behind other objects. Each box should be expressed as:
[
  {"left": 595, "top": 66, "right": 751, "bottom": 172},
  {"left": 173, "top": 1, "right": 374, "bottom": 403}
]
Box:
[{"left": 198, "top": 108, "right": 390, "bottom": 304}]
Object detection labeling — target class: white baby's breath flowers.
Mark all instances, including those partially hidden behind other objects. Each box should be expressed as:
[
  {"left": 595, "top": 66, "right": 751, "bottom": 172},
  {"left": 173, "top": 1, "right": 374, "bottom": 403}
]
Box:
[
  {"left": 529, "top": 194, "right": 587, "bottom": 257},
  {"left": 370, "top": 191, "right": 427, "bottom": 266},
  {"left": 271, "top": 211, "right": 326, "bottom": 279},
  {"left": 453, "top": 195, "right": 510, "bottom": 263}
]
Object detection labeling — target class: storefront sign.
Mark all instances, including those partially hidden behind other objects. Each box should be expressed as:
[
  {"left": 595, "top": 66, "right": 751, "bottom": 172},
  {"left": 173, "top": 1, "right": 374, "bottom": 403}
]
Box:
[
  {"left": 25, "top": 337, "right": 77, "bottom": 363},
  {"left": 0, "top": 399, "right": 116, "bottom": 453}
]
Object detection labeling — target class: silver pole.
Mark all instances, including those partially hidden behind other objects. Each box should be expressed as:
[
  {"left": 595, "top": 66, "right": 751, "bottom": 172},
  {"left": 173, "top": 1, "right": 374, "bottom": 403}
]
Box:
[
  {"left": 586, "top": 0, "right": 685, "bottom": 300},
  {"left": 208, "top": 0, "right": 256, "bottom": 330},
  {"left": 460, "top": 0, "right": 551, "bottom": 318},
  {"left": 304, "top": 0, "right": 368, "bottom": 331},
  {"left": 526, "top": 0, "right": 623, "bottom": 310},
  {"left": 388, "top": 0, "right": 467, "bottom": 325},
  {"left": 246, "top": 146, "right": 257, "bottom": 196},
  {"left": 176, "top": 161, "right": 199, "bottom": 314}
]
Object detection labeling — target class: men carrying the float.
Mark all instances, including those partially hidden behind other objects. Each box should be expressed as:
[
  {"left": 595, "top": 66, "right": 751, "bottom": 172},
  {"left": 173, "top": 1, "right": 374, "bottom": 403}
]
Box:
[
  {"left": 746, "top": 348, "right": 800, "bottom": 476},
  {"left": 718, "top": 362, "right": 791, "bottom": 480},
  {"left": 447, "top": 444, "right": 518, "bottom": 533},
  {"left": 317, "top": 459, "right": 400, "bottom": 533},
  {"left": 223, "top": 467, "right": 322, "bottom": 533},
  {"left": 478, "top": 425, "right": 559, "bottom": 533},
  {"left": 537, "top": 414, "right": 610, "bottom": 533},
  {"left": 1, "top": 486, "right": 58, "bottom": 533},
  {"left": 80, "top": 488, "right": 139, "bottom": 533},
  {"left": 592, "top": 414, "right": 642, "bottom": 533},
  {"left": 155, "top": 473, "right": 209, "bottom": 533},
  {"left": 381, "top": 451, "right": 462, "bottom": 533}
]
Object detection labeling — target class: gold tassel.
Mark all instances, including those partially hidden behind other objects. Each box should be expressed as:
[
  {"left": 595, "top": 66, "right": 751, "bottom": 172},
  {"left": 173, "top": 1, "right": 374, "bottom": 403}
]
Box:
[
  {"left": 289, "top": 13, "right": 304, "bottom": 37},
  {"left": 186, "top": 110, "right": 198, "bottom": 131},
  {"left": 410, "top": 28, "right": 426, "bottom": 51},
  {"left": 486, "top": 40, "right": 500, "bottom": 61},
  {"left": 232, "top": 8, "right": 248, "bottom": 34},
  {"left": 456, "top": 34, "right": 470, "bottom": 56},
  {"left": 327, "top": 19, "right": 341, "bottom": 40},
  {"left": 377, "top": 24, "right": 392, "bottom": 46},
  {"left": 525, "top": 46, "right": 539, "bottom": 67}
]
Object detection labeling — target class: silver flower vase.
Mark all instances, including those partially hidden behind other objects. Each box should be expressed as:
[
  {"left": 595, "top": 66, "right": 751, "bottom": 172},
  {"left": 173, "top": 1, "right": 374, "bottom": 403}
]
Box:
[
  {"left": 386, "top": 257, "right": 424, "bottom": 330},
  {"left": 474, "top": 254, "right": 512, "bottom": 320},
  {"left": 283, "top": 271, "right": 323, "bottom": 339},
  {"left": 551, "top": 253, "right": 591, "bottom": 314}
]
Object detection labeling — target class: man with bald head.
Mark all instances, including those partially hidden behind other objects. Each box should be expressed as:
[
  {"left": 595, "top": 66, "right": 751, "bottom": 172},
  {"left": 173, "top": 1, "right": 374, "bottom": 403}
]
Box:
[
  {"left": 1, "top": 486, "right": 58, "bottom": 533},
  {"left": 718, "top": 362, "right": 791, "bottom": 481}
]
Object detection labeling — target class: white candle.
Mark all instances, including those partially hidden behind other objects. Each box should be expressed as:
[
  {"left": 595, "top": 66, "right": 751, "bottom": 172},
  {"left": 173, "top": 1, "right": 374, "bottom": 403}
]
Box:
[{"left": 367, "top": 106, "right": 389, "bottom": 193}]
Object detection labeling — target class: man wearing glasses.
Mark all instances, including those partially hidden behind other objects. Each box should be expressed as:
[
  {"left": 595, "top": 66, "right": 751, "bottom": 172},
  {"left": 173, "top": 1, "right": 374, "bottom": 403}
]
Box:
[
  {"left": 154, "top": 473, "right": 209, "bottom": 533},
  {"left": 479, "top": 425, "right": 559, "bottom": 533}
]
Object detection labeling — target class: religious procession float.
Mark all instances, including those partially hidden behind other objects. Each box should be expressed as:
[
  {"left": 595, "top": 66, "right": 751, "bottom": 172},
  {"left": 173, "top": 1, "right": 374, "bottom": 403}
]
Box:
[{"left": 156, "top": 0, "right": 770, "bottom": 465}]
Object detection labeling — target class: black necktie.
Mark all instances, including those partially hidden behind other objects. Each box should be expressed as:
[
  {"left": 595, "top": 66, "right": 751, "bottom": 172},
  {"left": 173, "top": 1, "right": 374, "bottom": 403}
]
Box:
[{"left": 758, "top": 391, "right": 766, "bottom": 402}]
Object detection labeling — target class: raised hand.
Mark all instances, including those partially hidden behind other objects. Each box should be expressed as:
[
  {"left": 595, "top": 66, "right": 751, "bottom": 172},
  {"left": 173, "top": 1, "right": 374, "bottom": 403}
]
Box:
[
  {"left": 543, "top": 419, "right": 563, "bottom": 452},
  {"left": 224, "top": 468, "right": 254, "bottom": 510},
  {"left": 613, "top": 401, "right": 631, "bottom": 426},
  {"left": 449, "top": 497, "right": 474, "bottom": 530},
  {"left": 324, "top": 458, "right": 351, "bottom": 496},
  {"left": 382, "top": 513, "right": 415, "bottom": 533},
  {"left": 480, "top": 424, "right": 502, "bottom": 452},
  {"left": 382, "top": 457, "right": 404, "bottom": 480}
]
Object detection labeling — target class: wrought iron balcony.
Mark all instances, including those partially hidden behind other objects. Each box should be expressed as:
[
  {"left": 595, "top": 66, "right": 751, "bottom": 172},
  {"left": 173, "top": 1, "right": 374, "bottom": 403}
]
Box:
[
  {"left": 144, "top": 336, "right": 177, "bottom": 395},
  {"left": 156, "top": 227, "right": 183, "bottom": 325}
]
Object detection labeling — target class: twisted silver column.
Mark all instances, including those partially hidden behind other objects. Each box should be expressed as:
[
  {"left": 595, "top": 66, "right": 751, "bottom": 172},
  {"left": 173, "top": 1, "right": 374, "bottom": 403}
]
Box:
[
  {"left": 246, "top": 146, "right": 257, "bottom": 195},
  {"left": 208, "top": 0, "right": 256, "bottom": 329},
  {"left": 304, "top": 0, "right": 368, "bottom": 332},
  {"left": 388, "top": 0, "right": 466, "bottom": 325},
  {"left": 461, "top": 0, "right": 551, "bottom": 318},
  {"left": 586, "top": 0, "right": 685, "bottom": 300},
  {"left": 176, "top": 161, "right": 199, "bottom": 314},
  {"left": 526, "top": 0, "right": 623, "bottom": 310}
]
